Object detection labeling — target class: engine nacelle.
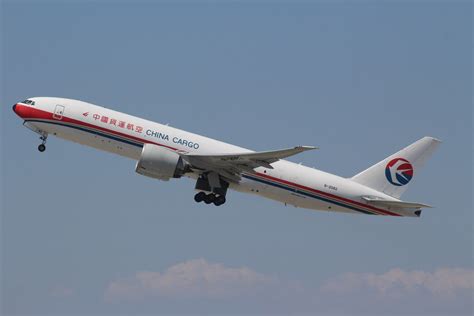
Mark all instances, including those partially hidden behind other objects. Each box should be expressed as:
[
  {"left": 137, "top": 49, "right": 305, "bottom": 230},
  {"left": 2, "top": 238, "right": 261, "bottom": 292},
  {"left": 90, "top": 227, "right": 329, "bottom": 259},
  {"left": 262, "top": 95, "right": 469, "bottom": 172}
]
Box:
[{"left": 135, "top": 144, "right": 188, "bottom": 181}]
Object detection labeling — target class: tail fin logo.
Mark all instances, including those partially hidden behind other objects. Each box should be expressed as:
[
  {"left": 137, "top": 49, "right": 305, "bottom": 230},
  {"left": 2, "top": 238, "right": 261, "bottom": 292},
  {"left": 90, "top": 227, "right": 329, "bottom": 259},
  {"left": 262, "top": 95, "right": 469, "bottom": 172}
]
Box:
[{"left": 385, "top": 158, "right": 414, "bottom": 186}]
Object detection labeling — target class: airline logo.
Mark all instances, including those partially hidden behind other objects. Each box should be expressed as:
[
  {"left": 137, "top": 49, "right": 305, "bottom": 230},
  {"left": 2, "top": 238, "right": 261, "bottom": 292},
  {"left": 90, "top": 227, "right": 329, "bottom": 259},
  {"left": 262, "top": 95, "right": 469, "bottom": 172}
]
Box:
[{"left": 385, "top": 158, "right": 413, "bottom": 186}]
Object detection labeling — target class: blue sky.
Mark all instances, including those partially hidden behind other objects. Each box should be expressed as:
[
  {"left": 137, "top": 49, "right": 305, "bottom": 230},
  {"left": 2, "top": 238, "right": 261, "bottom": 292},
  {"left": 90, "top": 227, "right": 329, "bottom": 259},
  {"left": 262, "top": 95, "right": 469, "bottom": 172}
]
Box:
[{"left": 1, "top": 1, "right": 472, "bottom": 315}]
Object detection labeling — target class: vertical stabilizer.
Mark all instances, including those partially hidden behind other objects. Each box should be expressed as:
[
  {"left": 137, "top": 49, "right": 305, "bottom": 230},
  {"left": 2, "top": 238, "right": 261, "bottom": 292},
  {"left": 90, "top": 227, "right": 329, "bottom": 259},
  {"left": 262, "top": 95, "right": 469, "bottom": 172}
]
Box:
[{"left": 351, "top": 137, "right": 441, "bottom": 199}]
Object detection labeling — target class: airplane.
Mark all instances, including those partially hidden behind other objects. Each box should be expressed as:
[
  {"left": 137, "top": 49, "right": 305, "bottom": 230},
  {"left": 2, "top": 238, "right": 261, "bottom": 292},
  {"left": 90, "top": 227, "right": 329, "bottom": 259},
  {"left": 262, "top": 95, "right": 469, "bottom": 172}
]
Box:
[{"left": 12, "top": 97, "right": 441, "bottom": 217}]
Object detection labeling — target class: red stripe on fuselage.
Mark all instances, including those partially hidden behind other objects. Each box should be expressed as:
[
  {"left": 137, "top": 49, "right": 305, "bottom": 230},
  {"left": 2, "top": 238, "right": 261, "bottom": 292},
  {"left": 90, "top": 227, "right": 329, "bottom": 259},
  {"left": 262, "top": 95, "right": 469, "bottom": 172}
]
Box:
[
  {"left": 14, "top": 104, "right": 178, "bottom": 151},
  {"left": 252, "top": 173, "right": 401, "bottom": 216}
]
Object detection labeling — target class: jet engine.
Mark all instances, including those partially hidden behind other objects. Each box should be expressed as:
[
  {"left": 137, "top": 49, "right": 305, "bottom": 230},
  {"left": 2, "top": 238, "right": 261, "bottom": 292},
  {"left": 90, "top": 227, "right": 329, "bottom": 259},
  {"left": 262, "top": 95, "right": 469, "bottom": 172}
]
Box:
[{"left": 135, "top": 144, "right": 189, "bottom": 181}]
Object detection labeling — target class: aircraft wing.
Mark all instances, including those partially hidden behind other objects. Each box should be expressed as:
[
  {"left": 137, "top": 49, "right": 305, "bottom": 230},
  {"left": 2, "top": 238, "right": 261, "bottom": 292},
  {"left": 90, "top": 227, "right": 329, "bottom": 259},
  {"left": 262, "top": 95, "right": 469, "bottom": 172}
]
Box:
[
  {"left": 182, "top": 146, "right": 317, "bottom": 182},
  {"left": 362, "top": 196, "right": 432, "bottom": 209}
]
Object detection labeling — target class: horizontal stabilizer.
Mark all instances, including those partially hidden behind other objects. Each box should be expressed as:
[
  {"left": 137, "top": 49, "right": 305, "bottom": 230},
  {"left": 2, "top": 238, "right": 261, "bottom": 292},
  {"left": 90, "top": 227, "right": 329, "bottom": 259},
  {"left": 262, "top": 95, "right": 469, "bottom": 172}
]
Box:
[{"left": 362, "top": 196, "right": 432, "bottom": 209}]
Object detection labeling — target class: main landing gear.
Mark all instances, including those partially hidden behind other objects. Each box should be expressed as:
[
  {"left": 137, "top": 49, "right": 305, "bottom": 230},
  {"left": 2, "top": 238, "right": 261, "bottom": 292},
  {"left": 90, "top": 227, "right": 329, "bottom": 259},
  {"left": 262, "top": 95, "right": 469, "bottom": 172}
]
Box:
[
  {"left": 38, "top": 134, "right": 48, "bottom": 152},
  {"left": 194, "top": 192, "right": 226, "bottom": 206},
  {"left": 194, "top": 172, "right": 229, "bottom": 206}
]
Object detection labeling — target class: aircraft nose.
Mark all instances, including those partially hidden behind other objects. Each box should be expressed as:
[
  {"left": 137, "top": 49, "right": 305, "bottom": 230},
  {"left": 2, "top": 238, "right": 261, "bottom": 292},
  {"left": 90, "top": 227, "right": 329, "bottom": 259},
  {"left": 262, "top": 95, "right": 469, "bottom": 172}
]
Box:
[{"left": 12, "top": 103, "right": 25, "bottom": 118}]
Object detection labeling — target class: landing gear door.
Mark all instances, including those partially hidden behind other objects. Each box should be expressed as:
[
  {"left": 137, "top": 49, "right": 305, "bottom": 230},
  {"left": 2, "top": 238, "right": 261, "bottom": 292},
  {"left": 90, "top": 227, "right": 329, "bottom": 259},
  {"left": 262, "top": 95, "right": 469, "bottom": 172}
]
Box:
[{"left": 53, "top": 105, "right": 65, "bottom": 120}]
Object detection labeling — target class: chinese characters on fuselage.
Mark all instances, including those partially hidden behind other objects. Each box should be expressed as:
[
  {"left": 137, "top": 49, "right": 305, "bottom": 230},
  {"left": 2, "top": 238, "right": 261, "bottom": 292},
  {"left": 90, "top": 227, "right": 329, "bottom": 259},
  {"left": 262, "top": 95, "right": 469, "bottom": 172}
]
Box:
[
  {"left": 92, "top": 113, "right": 144, "bottom": 134},
  {"left": 90, "top": 113, "right": 199, "bottom": 149}
]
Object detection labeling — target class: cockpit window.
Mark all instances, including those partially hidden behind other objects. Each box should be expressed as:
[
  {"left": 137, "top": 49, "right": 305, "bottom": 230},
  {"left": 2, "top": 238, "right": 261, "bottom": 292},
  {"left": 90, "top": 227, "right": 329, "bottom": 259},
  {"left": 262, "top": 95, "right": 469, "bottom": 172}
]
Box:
[{"left": 22, "top": 99, "right": 35, "bottom": 105}]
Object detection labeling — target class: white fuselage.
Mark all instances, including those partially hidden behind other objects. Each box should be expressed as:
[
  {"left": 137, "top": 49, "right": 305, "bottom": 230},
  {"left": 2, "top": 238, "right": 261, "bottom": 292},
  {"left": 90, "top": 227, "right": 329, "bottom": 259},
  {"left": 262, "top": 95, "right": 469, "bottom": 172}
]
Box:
[{"left": 13, "top": 97, "right": 408, "bottom": 216}]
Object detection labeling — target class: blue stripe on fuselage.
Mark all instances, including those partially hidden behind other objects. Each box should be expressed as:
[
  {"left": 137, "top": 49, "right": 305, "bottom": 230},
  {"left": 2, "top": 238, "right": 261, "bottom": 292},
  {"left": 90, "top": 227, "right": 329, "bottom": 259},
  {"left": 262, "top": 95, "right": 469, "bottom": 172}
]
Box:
[
  {"left": 242, "top": 174, "right": 375, "bottom": 215},
  {"left": 25, "top": 119, "right": 144, "bottom": 148}
]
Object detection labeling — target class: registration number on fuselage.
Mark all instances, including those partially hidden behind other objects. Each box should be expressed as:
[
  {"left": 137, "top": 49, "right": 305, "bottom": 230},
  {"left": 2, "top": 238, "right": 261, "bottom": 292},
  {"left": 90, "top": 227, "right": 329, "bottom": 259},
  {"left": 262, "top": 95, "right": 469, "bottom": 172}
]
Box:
[{"left": 324, "top": 184, "right": 338, "bottom": 191}]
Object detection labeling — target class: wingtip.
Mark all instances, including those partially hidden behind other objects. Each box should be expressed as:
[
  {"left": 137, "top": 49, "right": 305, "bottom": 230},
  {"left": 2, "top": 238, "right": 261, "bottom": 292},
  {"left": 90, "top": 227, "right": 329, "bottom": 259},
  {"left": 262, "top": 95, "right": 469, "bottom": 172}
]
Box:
[
  {"left": 298, "top": 145, "right": 319, "bottom": 150},
  {"left": 424, "top": 136, "right": 442, "bottom": 143}
]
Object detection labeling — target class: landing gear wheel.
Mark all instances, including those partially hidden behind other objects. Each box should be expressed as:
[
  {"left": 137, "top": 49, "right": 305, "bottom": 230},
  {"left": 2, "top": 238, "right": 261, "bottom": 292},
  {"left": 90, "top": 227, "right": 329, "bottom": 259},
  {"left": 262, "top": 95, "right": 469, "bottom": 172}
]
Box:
[
  {"left": 213, "top": 195, "right": 226, "bottom": 206},
  {"left": 38, "top": 133, "right": 48, "bottom": 153},
  {"left": 194, "top": 192, "right": 206, "bottom": 203},
  {"left": 203, "top": 194, "right": 216, "bottom": 204}
]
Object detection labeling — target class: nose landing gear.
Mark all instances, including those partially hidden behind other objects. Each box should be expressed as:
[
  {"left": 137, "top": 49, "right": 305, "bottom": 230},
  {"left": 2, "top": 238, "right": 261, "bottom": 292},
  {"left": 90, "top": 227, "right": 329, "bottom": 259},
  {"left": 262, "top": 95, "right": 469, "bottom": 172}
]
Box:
[{"left": 38, "top": 134, "right": 48, "bottom": 152}]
